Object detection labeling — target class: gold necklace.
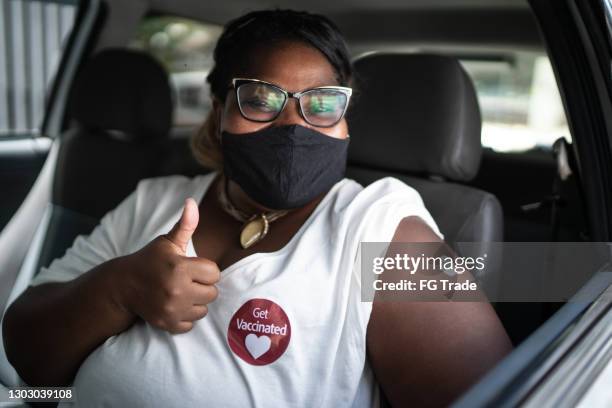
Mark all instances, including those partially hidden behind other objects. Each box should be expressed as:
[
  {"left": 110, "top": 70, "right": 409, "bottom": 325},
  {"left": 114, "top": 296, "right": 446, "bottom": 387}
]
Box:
[{"left": 217, "top": 175, "right": 289, "bottom": 249}]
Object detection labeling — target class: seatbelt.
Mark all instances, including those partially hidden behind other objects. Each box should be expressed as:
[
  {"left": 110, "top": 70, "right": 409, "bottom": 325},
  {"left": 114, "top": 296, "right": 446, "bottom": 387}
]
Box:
[
  {"left": 520, "top": 137, "right": 575, "bottom": 241},
  {"left": 550, "top": 137, "right": 573, "bottom": 241}
]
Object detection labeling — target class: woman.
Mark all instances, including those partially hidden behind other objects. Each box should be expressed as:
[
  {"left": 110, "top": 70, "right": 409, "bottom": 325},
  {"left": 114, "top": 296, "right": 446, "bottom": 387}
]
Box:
[{"left": 3, "top": 9, "right": 512, "bottom": 407}]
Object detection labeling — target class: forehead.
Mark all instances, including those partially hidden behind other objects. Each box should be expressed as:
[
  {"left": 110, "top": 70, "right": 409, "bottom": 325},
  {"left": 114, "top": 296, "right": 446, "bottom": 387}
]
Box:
[{"left": 238, "top": 41, "right": 339, "bottom": 92}]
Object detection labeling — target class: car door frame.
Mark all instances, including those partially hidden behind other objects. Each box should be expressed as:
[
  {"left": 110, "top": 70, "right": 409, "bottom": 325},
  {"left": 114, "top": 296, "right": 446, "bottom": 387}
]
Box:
[
  {"left": 0, "top": 0, "right": 103, "bottom": 324},
  {"left": 454, "top": 0, "right": 612, "bottom": 406}
]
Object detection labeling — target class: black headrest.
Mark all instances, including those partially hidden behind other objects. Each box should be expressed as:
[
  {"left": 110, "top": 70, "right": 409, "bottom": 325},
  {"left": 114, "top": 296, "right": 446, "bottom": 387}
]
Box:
[
  {"left": 70, "top": 48, "right": 172, "bottom": 140},
  {"left": 348, "top": 53, "right": 482, "bottom": 181}
]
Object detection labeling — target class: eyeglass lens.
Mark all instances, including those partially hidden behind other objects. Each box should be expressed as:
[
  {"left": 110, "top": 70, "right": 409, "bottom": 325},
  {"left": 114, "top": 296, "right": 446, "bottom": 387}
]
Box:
[{"left": 236, "top": 82, "right": 348, "bottom": 127}]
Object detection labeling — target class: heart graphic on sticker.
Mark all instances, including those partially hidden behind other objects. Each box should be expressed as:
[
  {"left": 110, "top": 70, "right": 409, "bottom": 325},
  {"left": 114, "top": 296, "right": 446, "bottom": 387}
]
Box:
[
  {"left": 245, "top": 334, "right": 271, "bottom": 359},
  {"left": 227, "top": 298, "right": 291, "bottom": 365}
]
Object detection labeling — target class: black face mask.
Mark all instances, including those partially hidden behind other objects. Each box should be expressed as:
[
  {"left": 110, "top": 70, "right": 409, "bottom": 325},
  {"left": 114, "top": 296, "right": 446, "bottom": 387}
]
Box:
[{"left": 221, "top": 124, "right": 349, "bottom": 210}]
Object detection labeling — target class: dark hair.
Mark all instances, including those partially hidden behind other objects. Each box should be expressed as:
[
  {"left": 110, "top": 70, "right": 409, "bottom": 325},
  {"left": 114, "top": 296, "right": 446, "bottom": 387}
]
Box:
[{"left": 206, "top": 9, "right": 353, "bottom": 101}]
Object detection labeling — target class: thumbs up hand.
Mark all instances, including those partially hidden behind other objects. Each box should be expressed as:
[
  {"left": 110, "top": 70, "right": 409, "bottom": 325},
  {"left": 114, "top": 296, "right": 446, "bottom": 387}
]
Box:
[
  {"left": 117, "top": 198, "right": 220, "bottom": 334},
  {"left": 164, "top": 198, "right": 200, "bottom": 254}
]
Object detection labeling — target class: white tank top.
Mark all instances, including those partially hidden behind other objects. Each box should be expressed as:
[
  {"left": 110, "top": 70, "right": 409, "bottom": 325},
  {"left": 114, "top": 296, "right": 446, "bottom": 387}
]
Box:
[{"left": 31, "top": 172, "right": 441, "bottom": 407}]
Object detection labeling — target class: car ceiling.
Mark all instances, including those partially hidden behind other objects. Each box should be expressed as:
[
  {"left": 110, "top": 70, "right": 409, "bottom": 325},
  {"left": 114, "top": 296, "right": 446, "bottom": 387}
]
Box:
[
  {"left": 97, "top": 0, "right": 543, "bottom": 53},
  {"left": 148, "top": 0, "right": 530, "bottom": 21}
]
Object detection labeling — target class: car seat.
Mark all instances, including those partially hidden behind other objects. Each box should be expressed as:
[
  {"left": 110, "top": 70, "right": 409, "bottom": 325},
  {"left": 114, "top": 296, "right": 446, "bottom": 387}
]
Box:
[
  {"left": 0, "top": 48, "right": 206, "bottom": 387},
  {"left": 347, "top": 53, "right": 503, "bottom": 276}
]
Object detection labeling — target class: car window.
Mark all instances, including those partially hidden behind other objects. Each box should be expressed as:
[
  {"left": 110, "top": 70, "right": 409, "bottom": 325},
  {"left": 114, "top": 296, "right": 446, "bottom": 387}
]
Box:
[
  {"left": 354, "top": 47, "right": 571, "bottom": 153},
  {"left": 132, "top": 18, "right": 572, "bottom": 152},
  {"left": 0, "top": 0, "right": 77, "bottom": 138},
  {"left": 460, "top": 53, "right": 571, "bottom": 153},
  {"left": 604, "top": 0, "right": 612, "bottom": 53},
  {"left": 129, "top": 16, "right": 222, "bottom": 128}
]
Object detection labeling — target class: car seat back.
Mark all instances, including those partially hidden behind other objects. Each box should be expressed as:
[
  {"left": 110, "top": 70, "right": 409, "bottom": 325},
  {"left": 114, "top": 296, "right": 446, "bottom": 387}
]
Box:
[{"left": 347, "top": 53, "right": 503, "bottom": 277}]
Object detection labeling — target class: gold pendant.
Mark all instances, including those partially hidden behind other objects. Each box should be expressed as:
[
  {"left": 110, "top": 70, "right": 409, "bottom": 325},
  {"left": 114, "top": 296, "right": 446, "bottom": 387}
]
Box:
[{"left": 240, "top": 214, "right": 269, "bottom": 249}]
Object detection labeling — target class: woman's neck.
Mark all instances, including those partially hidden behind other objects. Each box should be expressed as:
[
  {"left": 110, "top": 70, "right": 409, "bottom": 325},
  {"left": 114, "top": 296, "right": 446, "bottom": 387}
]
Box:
[
  {"left": 225, "top": 176, "right": 275, "bottom": 215},
  {"left": 221, "top": 173, "right": 326, "bottom": 217}
]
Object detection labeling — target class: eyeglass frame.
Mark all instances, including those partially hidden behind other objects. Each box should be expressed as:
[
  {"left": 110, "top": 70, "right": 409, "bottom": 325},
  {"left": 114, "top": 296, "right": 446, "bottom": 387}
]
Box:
[{"left": 231, "top": 77, "right": 353, "bottom": 128}]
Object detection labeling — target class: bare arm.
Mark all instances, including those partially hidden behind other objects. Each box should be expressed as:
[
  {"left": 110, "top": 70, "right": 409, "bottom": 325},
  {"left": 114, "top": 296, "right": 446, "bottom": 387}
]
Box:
[
  {"left": 2, "top": 199, "right": 219, "bottom": 386},
  {"left": 3, "top": 257, "right": 135, "bottom": 386},
  {"left": 366, "top": 216, "right": 513, "bottom": 407}
]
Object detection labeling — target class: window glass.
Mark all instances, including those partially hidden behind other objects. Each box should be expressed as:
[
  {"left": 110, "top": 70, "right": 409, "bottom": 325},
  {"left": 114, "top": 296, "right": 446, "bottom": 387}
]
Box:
[
  {"left": 604, "top": 0, "right": 612, "bottom": 44},
  {"left": 130, "top": 16, "right": 222, "bottom": 128},
  {"left": 0, "top": 0, "right": 76, "bottom": 137},
  {"left": 460, "top": 53, "right": 571, "bottom": 153}
]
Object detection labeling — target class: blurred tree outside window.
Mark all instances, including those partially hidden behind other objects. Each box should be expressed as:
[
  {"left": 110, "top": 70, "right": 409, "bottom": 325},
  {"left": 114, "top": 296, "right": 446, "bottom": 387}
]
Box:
[
  {"left": 461, "top": 53, "right": 571, "bottom": 153},
  {"left": 130, "top": 16, "right": 222, "bottom": 128}
]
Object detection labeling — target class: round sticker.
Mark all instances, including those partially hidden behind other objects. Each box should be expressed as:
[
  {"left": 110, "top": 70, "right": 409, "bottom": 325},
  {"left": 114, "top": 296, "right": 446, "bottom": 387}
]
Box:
[{"left": 227, "top": 298, "right": 291, "bottom": 365}]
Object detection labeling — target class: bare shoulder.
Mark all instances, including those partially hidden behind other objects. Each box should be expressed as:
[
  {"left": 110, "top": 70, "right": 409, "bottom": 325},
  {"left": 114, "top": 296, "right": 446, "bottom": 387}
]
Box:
[
  {"left": 366, "top": 216, "right": 512, "bottom": 407},
  {"left": 392, "top": 215, "right": 442, "bottom": 243}
]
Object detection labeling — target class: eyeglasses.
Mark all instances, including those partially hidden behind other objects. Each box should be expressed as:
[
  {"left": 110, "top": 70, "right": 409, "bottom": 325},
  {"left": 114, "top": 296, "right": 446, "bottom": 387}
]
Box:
[{"left": 231, "top": 78, "right": 352, "bottom": 128}]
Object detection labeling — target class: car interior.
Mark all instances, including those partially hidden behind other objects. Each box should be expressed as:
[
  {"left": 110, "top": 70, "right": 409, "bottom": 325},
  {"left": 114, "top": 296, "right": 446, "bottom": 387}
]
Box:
[{"left": 0, "top": 0, "right": 604, "bottom": 404}]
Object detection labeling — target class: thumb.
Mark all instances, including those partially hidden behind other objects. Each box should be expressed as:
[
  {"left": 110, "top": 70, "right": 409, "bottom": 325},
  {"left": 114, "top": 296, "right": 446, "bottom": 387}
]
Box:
[{"left": 166, "top": 198, "right": 199, "bottom": 253}]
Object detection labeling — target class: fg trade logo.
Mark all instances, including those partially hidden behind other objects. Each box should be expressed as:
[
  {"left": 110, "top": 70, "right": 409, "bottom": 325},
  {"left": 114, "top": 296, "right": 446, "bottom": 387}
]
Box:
[{"left": 227, "top": 298, "right": 291, "bottom": 365}]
